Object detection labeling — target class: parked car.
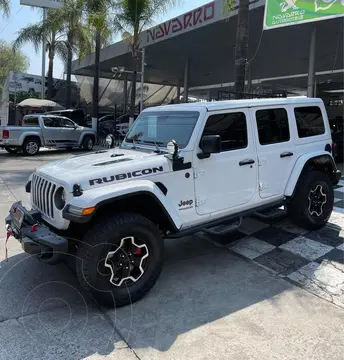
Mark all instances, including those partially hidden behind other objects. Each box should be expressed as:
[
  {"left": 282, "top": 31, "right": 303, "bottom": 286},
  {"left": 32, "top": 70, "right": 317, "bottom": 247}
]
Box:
[
  {"left": 0, "top": 114, "right": 96, "bottom": 155},
  {"left": 99, "top": 113, "right": 139, "bottom": 143},
  {"left": 45, "top": 109, "right": 87, "bottom": 127},
  {"left": 329, "top": 117, "right": 343, "bottom": 161},
  {"left": 4, "top": 97, "right": 341, "bottom": 308}
]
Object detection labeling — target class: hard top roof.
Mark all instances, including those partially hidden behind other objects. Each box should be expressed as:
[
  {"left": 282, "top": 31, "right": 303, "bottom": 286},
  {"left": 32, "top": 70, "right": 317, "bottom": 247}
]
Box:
[{"left": 146, "top": 97, "right": 323, "bottom": 112}]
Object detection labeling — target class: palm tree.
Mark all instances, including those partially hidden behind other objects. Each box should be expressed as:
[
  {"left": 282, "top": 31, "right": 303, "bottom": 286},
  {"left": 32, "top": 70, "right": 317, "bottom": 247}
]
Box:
[
  {"left": 54, "top": 0, "right": 93, "bottom": 108},
  {"left": 234, "top": 0, "right": 249, "bottom": 97},
  {"left": 113, "top": 0, "right": 179, "bottom": 119},
  {"left": 85, "top": 0, "right": 113, "bottom": 125},
  {"left": 13, "top": 12, "right": 67, "bottom": 99},
  {"left": 0, "top": 0, "right": 10, "bottom": 18}
]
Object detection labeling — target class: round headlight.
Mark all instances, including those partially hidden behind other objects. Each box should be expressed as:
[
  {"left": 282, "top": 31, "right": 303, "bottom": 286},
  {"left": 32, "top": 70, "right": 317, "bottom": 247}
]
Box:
[
  {"left": 167, "top": 140, "right": 179, "bottom": 158},
  {"left": 106, "top": 134, "right": 114, "bottom": 147},
  {"left": 54, "top": 187, "right": 66, "bottom": 210}
]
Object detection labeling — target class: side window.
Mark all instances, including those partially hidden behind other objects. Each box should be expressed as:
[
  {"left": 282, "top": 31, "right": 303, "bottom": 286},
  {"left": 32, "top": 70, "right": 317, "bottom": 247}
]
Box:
[
  {"left": 256, "top": 108, "right": 290, "bottom": 145},
  {"left": 60, "top": 118, "right": 75, "bottom": 128},
  {"left": 294, "top": 106, "right": 325, "bottom": 138},
  {"left": 43, "top": 117, "right": 61, "bottom": 128},
  {"left": 23, "top": 117, "right": 39, "bottom": 126},
  {"left": 202, "top": 112, "right": 248, "bottom": 152}
]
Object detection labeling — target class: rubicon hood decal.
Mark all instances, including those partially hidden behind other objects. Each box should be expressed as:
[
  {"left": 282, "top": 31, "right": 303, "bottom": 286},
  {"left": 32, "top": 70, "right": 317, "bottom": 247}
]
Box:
[{"left": 89, "top": 166, "right": 164, "bottom": 186}]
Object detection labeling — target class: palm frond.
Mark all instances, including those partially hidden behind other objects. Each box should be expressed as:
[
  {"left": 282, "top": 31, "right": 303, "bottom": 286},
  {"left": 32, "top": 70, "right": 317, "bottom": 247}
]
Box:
[
  {"left": 12, "top": 24, "right": 45, "bottom": 53},
  {"left": 0, "top": 0, "right": 10, "bottom": 18},
  {"left": 55, "top": 41, "right": 68, "bottom": 64}
]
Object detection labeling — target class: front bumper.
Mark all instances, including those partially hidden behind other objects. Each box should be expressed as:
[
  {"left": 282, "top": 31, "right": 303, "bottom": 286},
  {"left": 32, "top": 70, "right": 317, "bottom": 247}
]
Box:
[
  {"left": 334, "top": 169, "right": 342, "bottom": 185},
  {"left": 5, "top": 203, "right": 68, "bottom": 264}
]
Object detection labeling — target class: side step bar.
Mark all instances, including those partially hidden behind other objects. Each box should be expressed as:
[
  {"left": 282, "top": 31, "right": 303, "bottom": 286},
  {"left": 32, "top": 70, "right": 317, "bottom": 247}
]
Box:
[
  {"left": 254, "top": 206, "right": 287, "bottom": 220},
  {"left": 167, "top": 199, "right": 286, "bottom": 239},
  {"left": 202, "top": 218, "right": 242, "bottom": 236}
]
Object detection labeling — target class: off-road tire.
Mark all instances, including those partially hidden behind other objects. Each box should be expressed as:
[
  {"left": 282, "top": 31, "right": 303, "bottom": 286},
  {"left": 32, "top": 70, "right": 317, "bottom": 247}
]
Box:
[
  {"left": 4, "top": 146, "right": 18, "bottom": 154},
  {"left": 22, "top": 137, "right": 40, "bottom": 156},
  {"left": 82, "top": 136, "right": 94, "bottom": 151},
  {"left": 288, "top": 170, "right": 334, "bottom": 231},
  {"left": 75, "top": 213, "right": 164, "bottom": 307}
]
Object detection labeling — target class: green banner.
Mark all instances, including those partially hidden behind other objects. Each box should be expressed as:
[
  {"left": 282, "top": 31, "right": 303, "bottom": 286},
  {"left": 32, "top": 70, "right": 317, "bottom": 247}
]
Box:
[{"left": 264, "top": 0, "right": 344, "bottom": 29}]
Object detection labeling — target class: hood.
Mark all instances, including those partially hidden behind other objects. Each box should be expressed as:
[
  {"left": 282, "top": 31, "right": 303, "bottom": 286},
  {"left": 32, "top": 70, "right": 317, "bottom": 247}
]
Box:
[{"left": 36, "top": 148, "right": 172, "bottom": 192}]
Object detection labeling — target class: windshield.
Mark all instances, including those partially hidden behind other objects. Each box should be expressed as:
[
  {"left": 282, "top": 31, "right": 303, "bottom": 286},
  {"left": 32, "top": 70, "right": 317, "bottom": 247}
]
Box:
[{"left": 124, "top": 111, "right": 200, "bottom": 148}]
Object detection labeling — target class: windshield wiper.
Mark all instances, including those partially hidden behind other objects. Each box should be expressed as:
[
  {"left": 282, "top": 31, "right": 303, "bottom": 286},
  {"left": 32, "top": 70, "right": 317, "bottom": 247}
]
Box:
[
  {"left": 126, "top": 137, "right": 141, "bottom": 149},
  {"left": 142, "top": 140, "right": 164, "bottom": 153}
]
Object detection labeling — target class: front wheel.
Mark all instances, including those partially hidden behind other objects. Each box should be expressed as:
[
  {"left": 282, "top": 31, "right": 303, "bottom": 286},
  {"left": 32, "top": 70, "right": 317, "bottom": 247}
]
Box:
[
  {"left": 288, "top": 170, "right": 334, "bottom": 231},
  {"left": 4, "top": 146, "right": 18, "bottom": 154},
  {"left": 76, "top": 213, "right": 164, "bottom": 307},
  {"left": 82, "top": 136, "right": 94, "bottom": 151}
]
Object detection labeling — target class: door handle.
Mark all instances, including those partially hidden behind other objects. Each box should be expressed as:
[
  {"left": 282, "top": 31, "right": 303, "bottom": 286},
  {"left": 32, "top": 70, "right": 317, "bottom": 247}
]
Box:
[
  {"left": 239, "top": 159, "right": 255, "bottom": 166},
  {"left": 280, "top": 152, "right": 293, "bottom": 158}
]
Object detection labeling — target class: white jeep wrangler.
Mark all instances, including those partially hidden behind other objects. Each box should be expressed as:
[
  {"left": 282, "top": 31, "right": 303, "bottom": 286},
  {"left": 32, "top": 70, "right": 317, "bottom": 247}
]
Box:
[{"left": 5, "top": 97, "right": 341, "bottom": 307}]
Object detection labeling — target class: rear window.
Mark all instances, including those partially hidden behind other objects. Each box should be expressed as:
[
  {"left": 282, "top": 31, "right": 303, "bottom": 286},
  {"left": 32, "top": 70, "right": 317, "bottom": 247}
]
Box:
[
  {"left": 23, "top": 117, "right": 39, "bottom": 126},
  {"left": 294, "top": 106, "right": 325, "bottom": 138}
]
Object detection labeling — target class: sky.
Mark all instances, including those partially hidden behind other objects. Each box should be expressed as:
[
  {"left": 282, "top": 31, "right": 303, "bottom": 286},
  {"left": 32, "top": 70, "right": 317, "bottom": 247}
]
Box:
[{"left": 0, "top": 0, "right": 211, "bottom": 79}]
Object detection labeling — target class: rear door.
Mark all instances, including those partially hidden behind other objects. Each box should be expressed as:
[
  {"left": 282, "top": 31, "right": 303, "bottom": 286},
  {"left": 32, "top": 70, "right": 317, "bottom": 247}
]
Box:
[
  {"left": 41, "top": 116, "right": 63, "bottom": 146},
  {"left": 251, "top": 105, "right": 296, "bottom": 199},
  {"left": 59, "top": 117, "right": 80, "bottom": 147}
]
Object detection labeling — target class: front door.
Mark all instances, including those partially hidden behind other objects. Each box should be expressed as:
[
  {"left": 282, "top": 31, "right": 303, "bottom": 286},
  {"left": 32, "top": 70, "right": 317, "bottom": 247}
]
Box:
[
  {"left": 251, "top": 106, "right": 297, "bottom": 199},
  {"left": 194, "top": 109, "right": 258, "bottom": 216}
]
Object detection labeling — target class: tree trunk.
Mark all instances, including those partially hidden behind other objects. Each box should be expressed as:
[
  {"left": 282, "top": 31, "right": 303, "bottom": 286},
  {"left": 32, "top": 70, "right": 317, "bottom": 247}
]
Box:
[
  {"left": 65, "top": 38, "right": 72, "bottom": 108},
  {"left": 234, "top": 0, "right": 249, "bottom": 98},
  {"left": 130, "top": 57, "right": 137, "bottom": 120},
  {"left": 47, "top": 50, "right": 54, "bottom": 100},
  {"left": 92, "top": 30, "right": 101, "bottom": 134}
]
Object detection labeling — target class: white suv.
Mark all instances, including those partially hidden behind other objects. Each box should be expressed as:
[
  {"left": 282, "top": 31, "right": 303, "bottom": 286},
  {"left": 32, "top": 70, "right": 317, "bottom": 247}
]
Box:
[{"left": 5, "top": 97, "right": 341, "bottom": 307}]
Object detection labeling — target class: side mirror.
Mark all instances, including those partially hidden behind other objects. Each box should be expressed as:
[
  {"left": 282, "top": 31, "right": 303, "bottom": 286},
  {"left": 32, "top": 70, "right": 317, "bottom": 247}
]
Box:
[{"left": 198, "top": 135, "right": 221, "bottom": 159}]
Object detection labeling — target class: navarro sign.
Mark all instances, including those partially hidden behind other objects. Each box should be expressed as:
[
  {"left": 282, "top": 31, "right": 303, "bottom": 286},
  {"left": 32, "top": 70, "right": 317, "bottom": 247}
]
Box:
[
  {"left": 142, "top": 2, "right": 216, "bottom": 46},
  {"left": 140, "top": 0, "right": 265, "bottom": 47}
]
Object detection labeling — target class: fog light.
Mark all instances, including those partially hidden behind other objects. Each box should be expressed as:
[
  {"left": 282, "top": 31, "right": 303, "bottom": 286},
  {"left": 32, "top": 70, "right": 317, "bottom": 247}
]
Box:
[{"left": 106, "top": 134, "right": 114, "bottom": 147}]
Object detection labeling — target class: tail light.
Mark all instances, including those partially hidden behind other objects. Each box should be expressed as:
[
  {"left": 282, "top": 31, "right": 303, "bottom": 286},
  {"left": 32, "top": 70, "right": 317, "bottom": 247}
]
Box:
[
  {"left": 332, "top": 142, "right": 338, "bottom": 158},
  {"left": 2, "top": 130, "right": 9, "bottom": 139}
]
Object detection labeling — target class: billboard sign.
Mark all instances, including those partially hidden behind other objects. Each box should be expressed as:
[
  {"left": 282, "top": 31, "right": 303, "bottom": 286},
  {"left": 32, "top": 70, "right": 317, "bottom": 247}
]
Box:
[
  {"left": 20, "top": 0, "right": 63, "bottom": 9},
  {"left": 264, "top": 0, "right": 344, "bottom": 29},
  {"left": 7, "top": 71, "right": 67, "bottom": 103}
]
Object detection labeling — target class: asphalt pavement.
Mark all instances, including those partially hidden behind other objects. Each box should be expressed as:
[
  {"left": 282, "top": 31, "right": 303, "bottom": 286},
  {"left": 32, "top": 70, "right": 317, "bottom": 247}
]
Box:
[{"left": 0, "top": 148, "right": 344, "bottom": 360}]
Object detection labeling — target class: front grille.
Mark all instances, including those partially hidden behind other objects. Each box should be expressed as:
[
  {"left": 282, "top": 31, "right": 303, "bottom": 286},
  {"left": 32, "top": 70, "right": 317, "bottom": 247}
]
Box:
[{"left": 31, "top": 174, "right": 57, "bottom": 219}]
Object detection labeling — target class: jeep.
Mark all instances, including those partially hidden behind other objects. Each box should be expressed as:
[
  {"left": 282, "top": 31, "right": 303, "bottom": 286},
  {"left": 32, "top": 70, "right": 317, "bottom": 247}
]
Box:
[{"left": 5, "top": 97, "right": 341, "bottom": 307}]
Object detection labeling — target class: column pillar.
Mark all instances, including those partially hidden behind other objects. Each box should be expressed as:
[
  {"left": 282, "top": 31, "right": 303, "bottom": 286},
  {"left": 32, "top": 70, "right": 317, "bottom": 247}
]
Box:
[
  {"left": 307, "top": 27, "right": 316, "bottom": 97},
  {"left": 183, "top": 58, "right": 189, "bottom": 103}
]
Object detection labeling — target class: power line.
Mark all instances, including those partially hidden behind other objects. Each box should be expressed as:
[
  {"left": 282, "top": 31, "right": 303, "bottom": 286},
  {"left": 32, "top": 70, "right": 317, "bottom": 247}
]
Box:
[{"left": 0, "top": 7, "right": 23, "bottom": 36}]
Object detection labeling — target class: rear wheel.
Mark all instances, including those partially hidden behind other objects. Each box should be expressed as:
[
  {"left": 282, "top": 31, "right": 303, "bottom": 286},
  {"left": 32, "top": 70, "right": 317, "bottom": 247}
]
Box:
[
  {"left": 76, "top": 213, "right": 164, "bottom": 307},
  {"left": 288, "top": 170, "right": 334, "bottom": 231},
  {"left": 82, "top": 136, "right": 94, "bottom": 151},
  {"left": 22, "top": 138, "right": 40, "bottom": 156},
  {"left": 4, "top": 146, "right": 18, "bottom": 154}
]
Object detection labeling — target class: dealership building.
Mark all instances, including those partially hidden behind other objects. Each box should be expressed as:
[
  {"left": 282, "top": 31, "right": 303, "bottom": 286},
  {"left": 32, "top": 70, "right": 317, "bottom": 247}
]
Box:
[{"left": 71, "top": 0, "right": 343, "bottom": 116}]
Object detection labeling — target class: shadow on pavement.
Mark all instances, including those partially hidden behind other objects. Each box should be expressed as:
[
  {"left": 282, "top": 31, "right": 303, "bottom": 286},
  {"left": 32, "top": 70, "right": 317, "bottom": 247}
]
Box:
[
  {"left": 0, "top": 250, "right": 122, "bottom": 359},
  {"left": 1, "top": 233, "right": 344, "bottom": 359},
  {"left": 106, "top": 236, "right": 297, "bottom": 352}
]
